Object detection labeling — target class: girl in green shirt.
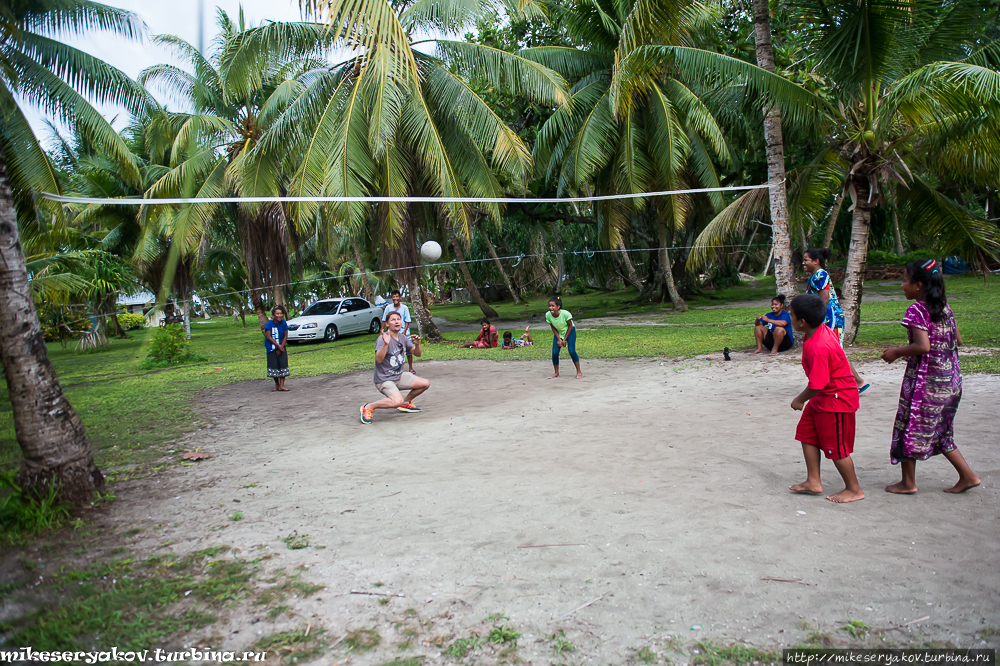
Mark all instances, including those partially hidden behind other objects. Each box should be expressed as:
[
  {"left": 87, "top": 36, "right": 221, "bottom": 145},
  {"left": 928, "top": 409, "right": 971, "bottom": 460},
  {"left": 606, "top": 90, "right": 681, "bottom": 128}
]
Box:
[{"left": 545, "top": 297, "right": 582, "bottom": 378}]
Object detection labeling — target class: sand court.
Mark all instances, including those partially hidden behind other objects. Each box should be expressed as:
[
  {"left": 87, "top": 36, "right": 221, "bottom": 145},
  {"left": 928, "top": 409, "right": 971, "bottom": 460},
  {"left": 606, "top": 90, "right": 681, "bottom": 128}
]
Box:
[{"left": 112, "top": 356, "right": 1000, "bottom": 663}]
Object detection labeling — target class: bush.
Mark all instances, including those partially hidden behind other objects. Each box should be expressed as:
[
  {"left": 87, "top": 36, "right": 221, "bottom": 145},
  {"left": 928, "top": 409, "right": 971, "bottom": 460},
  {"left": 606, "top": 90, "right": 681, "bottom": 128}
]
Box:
[
  {"left": 38, "top": 307, "right": 90, "bottom": 345},
  {"left": 141, "top": 325, "right": 207, "bottom": 369},
  {"left": 866, "top": 249, "right": 936, "bottom": 266},
  {"left": 118, "top": 313, "right": 146, "bottom": 330}
]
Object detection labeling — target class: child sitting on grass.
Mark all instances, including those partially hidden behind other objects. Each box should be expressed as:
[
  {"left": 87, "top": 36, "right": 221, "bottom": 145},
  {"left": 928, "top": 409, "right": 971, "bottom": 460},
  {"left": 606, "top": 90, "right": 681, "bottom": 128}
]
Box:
[
  {"left": 501, "top": 326, "right": 533, "bottom": 350},
  {"left": 788, "top": 294, "right": 864, "bottom": 503}
]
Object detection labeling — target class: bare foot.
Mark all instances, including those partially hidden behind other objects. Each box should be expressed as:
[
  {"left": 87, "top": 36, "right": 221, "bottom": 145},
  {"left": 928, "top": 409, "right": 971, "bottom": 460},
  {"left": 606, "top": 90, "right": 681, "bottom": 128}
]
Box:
[
  {"left": 279, "top": 387, "right": 290, "bottom": 391},
  {"left": 944, "top": 476, "right": 981, "bottom": 493},
  {"left": 885, "top": 481, "right": 918, "bottom": 494},
  {"left": 753, "top": 348, "right": 763, "bottom": 355},
  {"left": 827, "top": 489, "right": 865, "bottom": 503},
  {"left": 272, "top": 387, "right": 278, "bottom": 392},
  {"left": 548, "top": 373, "right": 559, "bottom": 379},
  {"left": 769, "top": 350, "right": 778, "bottom": 356},
  {"left": 789, "top": 481, "right": 823, "bottom": 494},
  {"left": 576, "top": 372, "right": 583, "bottom": 378}
]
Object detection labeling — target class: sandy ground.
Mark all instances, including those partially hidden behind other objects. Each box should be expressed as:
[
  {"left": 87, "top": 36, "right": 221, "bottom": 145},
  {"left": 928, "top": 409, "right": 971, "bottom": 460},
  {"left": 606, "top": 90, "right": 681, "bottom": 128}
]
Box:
[{"left": 107, "top": 354, "right": 999, "bottom": 664}]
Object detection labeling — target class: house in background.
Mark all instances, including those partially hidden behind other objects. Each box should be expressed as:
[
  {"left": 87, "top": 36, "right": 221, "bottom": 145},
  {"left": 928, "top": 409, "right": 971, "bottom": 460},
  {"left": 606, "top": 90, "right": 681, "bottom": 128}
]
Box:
[{"left": 116, "top": 291, "right": 159, "bottom": 326}]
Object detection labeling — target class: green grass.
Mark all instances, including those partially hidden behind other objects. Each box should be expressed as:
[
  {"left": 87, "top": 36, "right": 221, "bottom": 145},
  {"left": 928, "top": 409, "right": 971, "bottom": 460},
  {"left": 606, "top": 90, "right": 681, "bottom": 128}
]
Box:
[
  {"left": 692, "top": 642, "right": 780, "bottom": 665},
  {"left": 0, "top": 546, "right": 255, "bottom": 651},
  {"left": 2, "top": 276, "right": 996, "bottom": 477}
]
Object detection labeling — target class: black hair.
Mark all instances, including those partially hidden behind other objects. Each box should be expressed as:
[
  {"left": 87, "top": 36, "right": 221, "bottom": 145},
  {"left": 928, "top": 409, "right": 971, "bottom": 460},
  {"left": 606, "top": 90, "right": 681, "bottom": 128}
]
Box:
[
  {"left": 480, "top": 318, "right": 491, "bottom": 326},
  {"left": 772, "top": 294, "right": 786, "bottom": 305},
  {"left": 502, "top": 331, "right": 513, "bottom": 339},
  {"left": 386, "top": 311, "right": 402, "bottom": 321},
  {"left": 905, "top": 259, "right": 946, "bottom": 322},
  {"left": 789, "top": 294, "right": 826, "bottom": 328},
  {"left": 804, "top": 247, "right": 832, "bottom": 269},
  {"left": 271, "top": 305, "right": 287, "bottom": 317},
  {"left": 391, "top": 289, "right": 401, "bottom": 296},
  {"left": 549, "top": 296, "right": 562, "bottom": 307}
]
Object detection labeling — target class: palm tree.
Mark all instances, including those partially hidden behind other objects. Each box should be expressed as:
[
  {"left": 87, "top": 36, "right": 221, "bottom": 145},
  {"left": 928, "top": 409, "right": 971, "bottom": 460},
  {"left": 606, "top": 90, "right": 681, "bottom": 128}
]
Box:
[
  {"left": 0, "top": 0, "right": 147, "bottom": 505},
  {"left": 677, "top": 0, "right": 1000, "bottom": 342},
  {"left": 750, "top": 0, "right": 796, "bottom": 299},
  {"left": 528, "top": 0, "right": 739, "bottom": 310},
  {"left": 140, "top": 10, "right": 339, "bottom": 327},
  {"left": 250, "top": 0, "right": 568, "bottom": 339}
]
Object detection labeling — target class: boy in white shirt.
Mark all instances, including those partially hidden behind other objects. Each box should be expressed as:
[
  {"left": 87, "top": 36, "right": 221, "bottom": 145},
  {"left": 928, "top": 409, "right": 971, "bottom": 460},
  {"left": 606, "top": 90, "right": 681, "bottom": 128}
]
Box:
[{"left": 382, "top": 289, "right": 414, "bottom": 373}]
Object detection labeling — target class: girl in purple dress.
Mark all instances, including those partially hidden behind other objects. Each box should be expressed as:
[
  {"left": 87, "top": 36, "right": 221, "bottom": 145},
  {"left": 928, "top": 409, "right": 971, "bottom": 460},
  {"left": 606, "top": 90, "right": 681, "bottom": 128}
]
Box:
[{"left": 881, "top": 259, "right": 980, "bottom": 494}]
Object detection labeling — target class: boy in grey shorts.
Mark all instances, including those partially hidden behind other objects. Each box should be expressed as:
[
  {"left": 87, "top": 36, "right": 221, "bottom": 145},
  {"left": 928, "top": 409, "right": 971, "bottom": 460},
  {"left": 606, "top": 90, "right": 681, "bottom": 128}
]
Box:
[{"left": 361, "top": 311, "right": 430, "bottom": 424}]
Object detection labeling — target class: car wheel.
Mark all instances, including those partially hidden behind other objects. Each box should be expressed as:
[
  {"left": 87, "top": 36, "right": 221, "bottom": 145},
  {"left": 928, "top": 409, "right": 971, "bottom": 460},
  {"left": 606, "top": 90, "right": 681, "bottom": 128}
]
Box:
[
  {"left": 324, "top": 324, "right": 338, "bottom": 342},
  {"left": 369, "top": 318, "right": 381, "bottom": 334}
]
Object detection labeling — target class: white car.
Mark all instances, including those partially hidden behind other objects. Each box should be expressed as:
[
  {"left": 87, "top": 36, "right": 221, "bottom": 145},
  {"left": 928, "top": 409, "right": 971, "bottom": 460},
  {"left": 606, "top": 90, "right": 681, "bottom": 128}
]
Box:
[{"left": 286, "top": 298, "right": 385, "bottom": 343}]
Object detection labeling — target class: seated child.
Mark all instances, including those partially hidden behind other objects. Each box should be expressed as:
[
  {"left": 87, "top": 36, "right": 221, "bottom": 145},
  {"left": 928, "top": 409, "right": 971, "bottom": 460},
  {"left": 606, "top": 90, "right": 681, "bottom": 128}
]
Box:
[
  {"left": 460, "top": 319, "right": 499, "bottom": 348},
  {"left": 502, "top": 326, "right": 533, "bottom": 350}
]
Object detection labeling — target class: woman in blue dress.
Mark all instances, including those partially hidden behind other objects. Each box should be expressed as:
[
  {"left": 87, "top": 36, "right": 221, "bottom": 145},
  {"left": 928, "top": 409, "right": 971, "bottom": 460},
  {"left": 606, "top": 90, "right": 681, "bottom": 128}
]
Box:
[{"left": 803, "top": 248, "right": 869, "bottom": 392}]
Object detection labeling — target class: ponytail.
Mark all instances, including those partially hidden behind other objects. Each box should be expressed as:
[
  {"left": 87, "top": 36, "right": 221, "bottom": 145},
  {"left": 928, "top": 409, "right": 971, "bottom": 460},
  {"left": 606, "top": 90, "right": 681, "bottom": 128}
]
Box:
[
  {"left": 805, "top": 247, "right": 832, "bottom": 269},
  {"left": 905, "top": 259, "right": 946, "bottom": 322}
]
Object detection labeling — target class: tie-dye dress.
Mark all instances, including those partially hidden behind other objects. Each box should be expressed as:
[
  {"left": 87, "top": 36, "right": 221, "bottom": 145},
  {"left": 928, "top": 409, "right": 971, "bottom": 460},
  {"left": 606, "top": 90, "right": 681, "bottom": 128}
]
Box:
[{"left": 890, "top": 301, "right": 962, "bottom": 463}]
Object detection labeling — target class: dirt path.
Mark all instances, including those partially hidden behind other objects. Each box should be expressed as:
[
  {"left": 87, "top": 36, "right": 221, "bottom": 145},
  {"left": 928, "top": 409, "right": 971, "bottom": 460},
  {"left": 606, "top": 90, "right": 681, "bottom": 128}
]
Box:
[{"left": 104, "top": 355, "right": 999, "bottom": 664}]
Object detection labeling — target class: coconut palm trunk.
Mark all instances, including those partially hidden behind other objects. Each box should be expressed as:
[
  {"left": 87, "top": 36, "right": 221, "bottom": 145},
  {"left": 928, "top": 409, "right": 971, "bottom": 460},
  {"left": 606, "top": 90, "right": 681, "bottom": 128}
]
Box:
[
  {"left": 655, "top": 212, "right": 688, "bottom": 311},
  {"left": 480, "top": 226, "right": 521, "bottom": 304},
  {"left": 752, "top": 0, "right": 796, "bottom": 299},
  {"left": 0, "top": 148, "right": 104, "bottom": 505},
  {"left": 351, "top": 240, "right": 375, "bottom": 302},
  {"left": 550, "top": 221, "right": 565, "bottom": 296},
  {"left": 823, "top": 191, "right": 845, "bottom": 249},
  {"left": 447, "top": 225, "right": 498, "bottom": 319},
  {"left": 618, "top": 238, "right": 643, "bottom": 291},
  {"left": 841, "top": 177, "right": 876, "bottom": 344}
]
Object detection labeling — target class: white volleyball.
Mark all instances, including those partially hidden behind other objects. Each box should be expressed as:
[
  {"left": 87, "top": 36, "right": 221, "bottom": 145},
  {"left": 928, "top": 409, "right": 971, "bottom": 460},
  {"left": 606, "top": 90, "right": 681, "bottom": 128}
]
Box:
[{"left": 420, "top": 240, "right": 442, "bottom": 262}]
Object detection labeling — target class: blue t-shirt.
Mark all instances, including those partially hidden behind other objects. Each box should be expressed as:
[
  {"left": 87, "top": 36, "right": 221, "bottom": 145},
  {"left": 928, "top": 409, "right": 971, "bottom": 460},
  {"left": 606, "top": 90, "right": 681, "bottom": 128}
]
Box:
[
  {"left": 264, "top": 320, "right": 288, "bottom": 353},
  {"left": 806, "top": 269, "right": 845, "bottom": 330},
  {"left": 761, "top": 310, "right": 794, "bottom": 344}
]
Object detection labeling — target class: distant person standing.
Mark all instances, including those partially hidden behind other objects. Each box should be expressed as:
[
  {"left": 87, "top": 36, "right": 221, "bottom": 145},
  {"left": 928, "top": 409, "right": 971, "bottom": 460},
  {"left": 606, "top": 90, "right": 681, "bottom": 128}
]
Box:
[
  {"left": 264, "top": 305, "right": 290, "bottom": 391},
  {"left": 382, "top": 289, "right": 414, "bottom": 373},
  {"left": 546, "top": 297, "right": 582, "bottom": 378},
  {"left": 361, "top": 312, "right": 429, "bottom": 424}
]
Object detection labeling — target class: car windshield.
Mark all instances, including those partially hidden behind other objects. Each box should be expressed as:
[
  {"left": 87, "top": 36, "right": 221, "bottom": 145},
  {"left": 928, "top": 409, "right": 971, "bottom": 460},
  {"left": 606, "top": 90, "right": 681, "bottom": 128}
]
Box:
[{"left": 302, "top": 301, "right": 341, "bottom": 316}]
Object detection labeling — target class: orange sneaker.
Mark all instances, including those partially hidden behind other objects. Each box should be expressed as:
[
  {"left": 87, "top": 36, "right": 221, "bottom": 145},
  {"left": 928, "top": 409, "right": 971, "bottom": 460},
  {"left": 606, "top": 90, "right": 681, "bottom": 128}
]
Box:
[
  {"left": 397, "top": 402, "right": 421, "bottom": 413},
  {"left": 360, "top": 403, "right": 374, "bottom": 424}
]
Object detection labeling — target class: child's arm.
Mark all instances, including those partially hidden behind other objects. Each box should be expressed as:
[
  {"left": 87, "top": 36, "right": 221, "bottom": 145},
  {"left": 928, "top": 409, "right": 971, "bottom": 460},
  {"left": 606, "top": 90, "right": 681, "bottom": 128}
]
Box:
[
  {"left": 791, "top": 388, "right": 821, "bottom": 411},
  {"left": 956, "top": 324, "right": 963, "bottom": 346},
  {"left": 278, "top": 327, "right": 288, "bottom": 353},
  {"left": 881, "top": 327, "right": 930, "bottom": 363},
  {"left": 549, "top": 323, "right": 561, "bottom": 342}
]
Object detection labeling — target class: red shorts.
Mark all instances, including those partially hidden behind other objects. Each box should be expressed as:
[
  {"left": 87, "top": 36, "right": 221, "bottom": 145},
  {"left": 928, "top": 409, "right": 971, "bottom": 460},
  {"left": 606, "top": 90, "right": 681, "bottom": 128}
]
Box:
[{"left": 796, "top": 401, "right": 856, "bottom": 460}]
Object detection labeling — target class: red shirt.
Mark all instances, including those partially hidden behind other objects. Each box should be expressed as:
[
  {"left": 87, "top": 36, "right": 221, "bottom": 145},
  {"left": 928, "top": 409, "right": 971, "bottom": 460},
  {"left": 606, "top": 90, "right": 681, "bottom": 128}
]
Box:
[
  {"left": 801, "top": 324, "right": 859, "bottom": 413},
  {"left": 475, "top": 324, "right": 499, "bottom": 348}
]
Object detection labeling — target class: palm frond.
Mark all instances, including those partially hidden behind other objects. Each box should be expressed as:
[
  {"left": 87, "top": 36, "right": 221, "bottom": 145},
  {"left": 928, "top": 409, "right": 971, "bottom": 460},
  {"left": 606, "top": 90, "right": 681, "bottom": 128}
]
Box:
[
  {"left": 897, "top": 175, "right": 1000, "bottom": 262},
  {"left": 434, "top": 40, "right": 569, "bottom": 106},
  {"left": 688, "top": 186, "right": 771, "bottom": 270},
  {"left": 614, "top": 45, "right": 827, "bottom": 128}
]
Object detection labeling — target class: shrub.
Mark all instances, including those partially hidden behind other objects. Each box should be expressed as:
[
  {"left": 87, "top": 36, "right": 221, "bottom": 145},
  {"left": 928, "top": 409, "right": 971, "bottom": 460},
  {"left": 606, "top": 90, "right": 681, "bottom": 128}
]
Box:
[
  {"left": 38, "top": 306, "right": 90, "bottom": 345},
  {"left": 118, "top": 313, "right": 146, "bottom": 330},
  {"left": 142, "top": 325, "right": 206, "bottom": 369}
]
